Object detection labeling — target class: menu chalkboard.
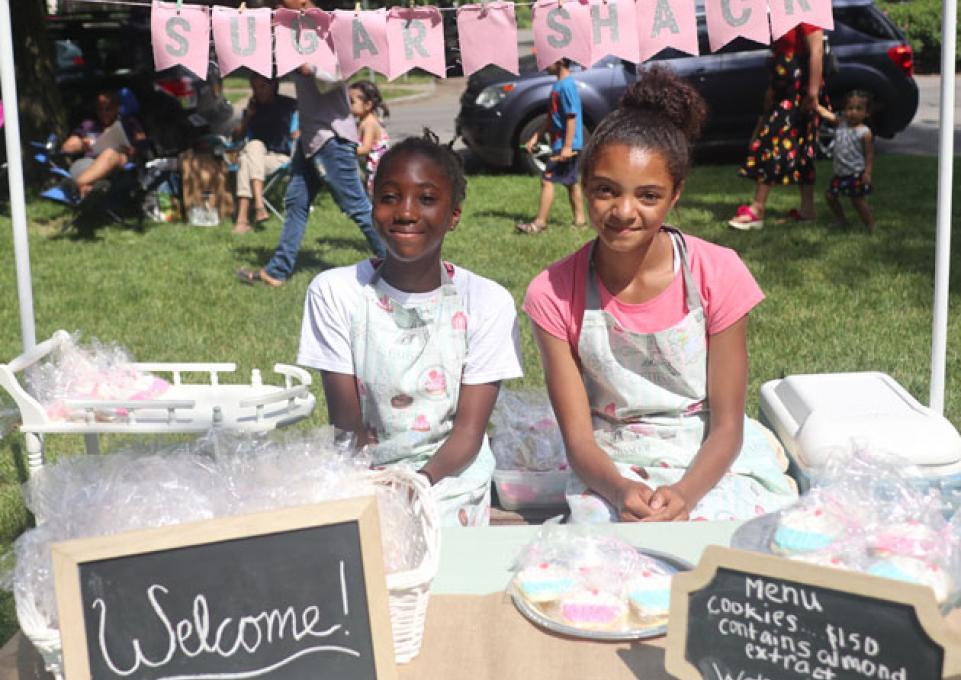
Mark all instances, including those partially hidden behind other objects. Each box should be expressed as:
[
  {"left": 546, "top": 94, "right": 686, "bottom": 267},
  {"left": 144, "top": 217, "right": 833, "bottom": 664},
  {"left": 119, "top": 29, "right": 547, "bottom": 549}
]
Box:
[
  {"left": 666, "top": 546, "right": 961, "bottom": 680},
  {"left": 52, "top": 497, "right": 397, "bottom": 680}
]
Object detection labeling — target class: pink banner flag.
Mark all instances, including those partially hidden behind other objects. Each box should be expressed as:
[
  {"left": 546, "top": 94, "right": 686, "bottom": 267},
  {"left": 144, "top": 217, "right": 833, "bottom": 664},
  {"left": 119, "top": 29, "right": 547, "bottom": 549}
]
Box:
[
  {"left": 387, "top": 7, "right": 447, "bottom": 80},
  {"left": 274, "top": 8, "right": 337, "bottom": 78},
  {"left": 584, "top": 0, "right": 639, "bottom": 67},
  {"left": 456, "top": 3, "right": 519, "bottom": 77},
  {"left": 531, "top": 0, "right": 591, "bottom": 71},
  {"left": 769, "top": 0, "right": 834, "bottom": 40},
  {"left": 635, "top": 0, "right": 697, "bottom": 62},
  {"left": 331, "top": 9, "right": 390, "bottom": 79},
  {"left": 704, "top": 0, "right": 769, "bottom": 51},
  {"left": 151, "top": 1, "right": 209, "bottom": 79},
  {"left": 211, "top": 6, "right": 273, "bottom": 77}
]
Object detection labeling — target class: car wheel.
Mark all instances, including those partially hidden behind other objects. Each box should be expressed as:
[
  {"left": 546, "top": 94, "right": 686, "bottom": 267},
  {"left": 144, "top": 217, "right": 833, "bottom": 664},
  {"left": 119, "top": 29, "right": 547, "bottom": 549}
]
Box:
[{"left": 516, "top": 113, "right": 552, "bottom": 175}]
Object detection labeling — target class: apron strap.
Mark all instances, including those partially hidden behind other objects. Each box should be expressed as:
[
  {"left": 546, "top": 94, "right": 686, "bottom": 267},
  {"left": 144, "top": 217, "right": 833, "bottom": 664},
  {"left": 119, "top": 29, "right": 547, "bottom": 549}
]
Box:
[{"left": 584, "top": 228, "right": 704, "bottom": 313}]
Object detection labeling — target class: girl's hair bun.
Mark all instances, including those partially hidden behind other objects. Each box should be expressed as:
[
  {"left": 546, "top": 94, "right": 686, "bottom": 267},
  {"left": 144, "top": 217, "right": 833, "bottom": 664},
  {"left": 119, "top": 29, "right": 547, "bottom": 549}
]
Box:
[{"left": 619, "top": 65, "right": 708, "bottom": 145}]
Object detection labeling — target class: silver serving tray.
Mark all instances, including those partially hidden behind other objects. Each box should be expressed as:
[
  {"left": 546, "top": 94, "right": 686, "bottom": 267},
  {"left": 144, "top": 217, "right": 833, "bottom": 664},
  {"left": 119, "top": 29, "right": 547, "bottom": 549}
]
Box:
[{"left": 509, "top": 547, "right": 693, "bottom": 641}]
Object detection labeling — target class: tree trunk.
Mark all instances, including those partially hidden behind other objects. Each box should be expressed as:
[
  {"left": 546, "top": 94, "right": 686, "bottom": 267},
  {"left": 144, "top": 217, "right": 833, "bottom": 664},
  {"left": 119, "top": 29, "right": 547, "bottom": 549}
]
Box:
[{"left": 11, "top": 0, "right": 67, "bottom": 146}]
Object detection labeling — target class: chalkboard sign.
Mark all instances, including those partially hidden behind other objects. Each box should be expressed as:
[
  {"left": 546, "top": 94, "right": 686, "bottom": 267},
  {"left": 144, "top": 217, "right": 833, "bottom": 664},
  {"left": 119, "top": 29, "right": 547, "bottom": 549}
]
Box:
[
  {"left": 665, "top": 546, "right": 961, "bottom": 680},
  {"left": 51, "top": 497, "right": 397, "bottom": 680}
]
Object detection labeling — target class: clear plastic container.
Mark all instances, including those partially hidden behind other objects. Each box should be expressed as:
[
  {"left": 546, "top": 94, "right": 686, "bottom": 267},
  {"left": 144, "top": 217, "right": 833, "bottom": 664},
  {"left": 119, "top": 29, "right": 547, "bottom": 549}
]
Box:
[{"left": 493, "top": 469, "right": 569, "bottom": 510}]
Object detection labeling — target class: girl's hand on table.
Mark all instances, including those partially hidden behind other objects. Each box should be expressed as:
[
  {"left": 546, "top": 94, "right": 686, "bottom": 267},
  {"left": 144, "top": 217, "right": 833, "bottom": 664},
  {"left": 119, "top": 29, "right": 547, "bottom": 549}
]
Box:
[
  {"left": 643, "top": 484, "right": 691, "bottom": 522},
  {"left": 615, "top": 478, "right": 656, "bottom": 521}
]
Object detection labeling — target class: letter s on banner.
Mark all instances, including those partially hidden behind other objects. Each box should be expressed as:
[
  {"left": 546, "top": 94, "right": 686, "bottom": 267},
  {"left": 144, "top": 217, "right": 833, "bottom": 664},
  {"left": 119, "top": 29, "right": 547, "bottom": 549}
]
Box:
[
  {"left": 704, "top": 0, "right": 770, "bottom": 52},
  {"left": 768, "top": 0, "right": 833, "bottom": 40},
  {"left": 456, "top": 2, "right": 520, "bottom": 77},
  {"left": 636, "top": 0, "right": 697, "bottom": 62},
  {"left": 531, "top": 0, "right": 591, "bottom": 71},
  {"left": 275, "top": 8, "right": 338, "bottom": 78},
  {"left": 151, "top": 0, "right": 210, "bottom": 79},
  {"left": 387, "top": 7, "right": 447, "bottom": 80},
  {"left": 212, "top": 6, "right": 274, "bottom": 77}
]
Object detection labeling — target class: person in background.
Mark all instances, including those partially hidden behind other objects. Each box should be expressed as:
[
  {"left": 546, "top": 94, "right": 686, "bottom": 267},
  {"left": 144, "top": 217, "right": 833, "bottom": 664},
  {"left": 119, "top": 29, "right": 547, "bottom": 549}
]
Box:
[
  {"left": 61, "top": 90, "right": 145, "bottom": 198},
  {"left": 728, "top": 24, "right": 825, "bottom": 230},
  {"left": 348, "top": 80, "right": 390, "bottom": 196},
  {"left": 525, "top": 66, "right": 797, "bottom": 523},
  {"left": 232, "top": 73, "right": 297, "bottom": 235},
  {"left": 818, "top": 91, "right": 876, "bottom": 233},
  {"left": 516, "top": 58, "right": 586, "bottom": 234},
  {"left": 298, "top": 131, "right": 524, "bottom": 526},
  {"left": 235, "top": 0, "right": 385, "bottom": 287}
]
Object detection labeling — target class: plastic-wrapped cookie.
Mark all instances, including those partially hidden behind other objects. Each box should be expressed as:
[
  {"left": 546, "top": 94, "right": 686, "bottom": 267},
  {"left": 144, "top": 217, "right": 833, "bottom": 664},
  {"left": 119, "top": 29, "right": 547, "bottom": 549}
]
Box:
[
  {"left": 772, "top": 505, "right": 844, "bottom": 555},
  {"left": 625, "top": 565, "right": 673, "bottom": 625},
  {"left": 513, "top": 562, "right": 576, "bottom": 604},
  {"left": 559, "top": 589, "right": 628, "bottom": 631},
  {"left": 867, "top": 520, "right": 943, "bottom": 560},
  {"left": 867, "top": 556, "right": 953, "bottom": 604}
]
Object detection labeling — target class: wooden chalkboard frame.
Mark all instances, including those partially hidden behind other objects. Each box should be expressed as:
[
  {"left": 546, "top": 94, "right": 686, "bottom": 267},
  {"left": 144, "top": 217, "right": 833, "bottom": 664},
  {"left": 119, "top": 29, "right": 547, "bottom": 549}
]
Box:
[
  {"left": 51, "top": 496, "right": 397, "bottom": 680},
  {"left": 665, "top": 546, "right": 961, "bottom": 680}
]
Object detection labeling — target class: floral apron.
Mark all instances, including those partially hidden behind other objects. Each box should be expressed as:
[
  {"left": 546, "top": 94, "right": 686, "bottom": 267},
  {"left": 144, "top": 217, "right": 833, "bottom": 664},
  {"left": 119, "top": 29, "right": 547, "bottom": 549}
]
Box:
[
  {"left": 351, "top": 262, "right": 493, "bottom": 526},
  {"left": 567, "top": 230, "right": 797, "bottom": 523}
]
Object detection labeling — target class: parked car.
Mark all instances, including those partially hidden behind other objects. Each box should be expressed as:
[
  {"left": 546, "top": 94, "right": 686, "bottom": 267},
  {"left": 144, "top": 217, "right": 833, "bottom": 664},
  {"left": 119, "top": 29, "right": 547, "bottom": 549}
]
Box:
[
  {"left": 46, "top": 8, "right": 237, "bottom": 156},
  {"left": 457, "top": 0, "right": 919, "bottom": 174}
]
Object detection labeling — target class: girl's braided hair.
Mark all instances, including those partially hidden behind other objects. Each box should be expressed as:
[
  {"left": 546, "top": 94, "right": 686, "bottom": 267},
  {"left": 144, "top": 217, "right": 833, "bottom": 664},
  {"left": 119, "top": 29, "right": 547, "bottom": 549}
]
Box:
[
  {"left": 580, "top": 65, "right": 709, "bottom": 190},
  {"left": 373, "top": 128, "right": 467, "bottom": 206}
]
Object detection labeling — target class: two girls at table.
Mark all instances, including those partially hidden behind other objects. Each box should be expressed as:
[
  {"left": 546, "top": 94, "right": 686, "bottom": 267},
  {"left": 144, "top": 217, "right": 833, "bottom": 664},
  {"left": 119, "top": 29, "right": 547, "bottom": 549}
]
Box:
[{"left": 298, "top": 69, "right": 797, "bottom": 527}]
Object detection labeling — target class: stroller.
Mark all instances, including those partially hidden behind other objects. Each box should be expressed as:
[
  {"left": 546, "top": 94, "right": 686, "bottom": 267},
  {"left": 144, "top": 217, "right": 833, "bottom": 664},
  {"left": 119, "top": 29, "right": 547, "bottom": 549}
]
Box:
[{"left": 33, "top": 88, "right": 178, "bottom": 232}]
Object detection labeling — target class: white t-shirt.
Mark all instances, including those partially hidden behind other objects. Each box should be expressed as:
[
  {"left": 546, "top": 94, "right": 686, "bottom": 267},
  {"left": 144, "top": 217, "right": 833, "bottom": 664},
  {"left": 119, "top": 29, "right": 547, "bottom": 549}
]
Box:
[{"left": 298, "top": 260, "right": 524, "bottom": 385}]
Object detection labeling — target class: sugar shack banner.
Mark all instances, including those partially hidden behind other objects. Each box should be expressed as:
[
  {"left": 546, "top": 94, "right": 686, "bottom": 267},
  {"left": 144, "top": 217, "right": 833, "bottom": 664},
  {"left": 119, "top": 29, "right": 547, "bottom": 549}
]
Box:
[{"left": 151, "top": 0, "right": 832, "bottom": 79}]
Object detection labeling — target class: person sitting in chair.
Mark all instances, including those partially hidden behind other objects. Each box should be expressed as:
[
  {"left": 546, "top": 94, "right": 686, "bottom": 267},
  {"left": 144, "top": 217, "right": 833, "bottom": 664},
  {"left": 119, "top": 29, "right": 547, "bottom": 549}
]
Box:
[
  {"left": 61, "top": 90, "right": 145, "bottom": 199},
  {"left": 232, "top": 73, "right": 297, "bottom": 234}
]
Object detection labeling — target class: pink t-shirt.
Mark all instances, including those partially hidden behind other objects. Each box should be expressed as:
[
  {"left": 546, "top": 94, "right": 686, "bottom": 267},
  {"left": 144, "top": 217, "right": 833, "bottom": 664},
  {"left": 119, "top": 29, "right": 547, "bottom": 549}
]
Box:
[{"left": 523, "top": 234, "right": 764, "bottom": 350}]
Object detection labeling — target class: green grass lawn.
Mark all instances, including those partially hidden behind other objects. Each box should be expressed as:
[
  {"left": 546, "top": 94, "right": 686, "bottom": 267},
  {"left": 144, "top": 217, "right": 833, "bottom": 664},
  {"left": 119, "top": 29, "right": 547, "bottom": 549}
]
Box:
[{"left": 0, "top": 155, "right": 960, "bottom": 645}]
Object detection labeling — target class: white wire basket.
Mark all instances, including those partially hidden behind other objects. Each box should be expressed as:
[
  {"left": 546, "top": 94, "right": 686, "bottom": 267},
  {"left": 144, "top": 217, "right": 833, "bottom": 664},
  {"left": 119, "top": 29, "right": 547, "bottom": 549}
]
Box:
[{"left": 15, "top": 467, "right": 441, "bottom": 675}]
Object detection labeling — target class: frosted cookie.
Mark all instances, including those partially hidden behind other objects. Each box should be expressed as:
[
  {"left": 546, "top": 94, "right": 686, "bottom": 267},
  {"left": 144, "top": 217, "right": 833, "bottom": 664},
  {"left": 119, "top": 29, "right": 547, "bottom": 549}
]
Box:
[
  {"left": 868, "top": 521, "right": 942, "bottom": 559},
  {"left": 625, "top": 566, "right": 673, "bottom": 624},
  {"left": 559, "top": 589, "right": 628, "bottom": 630},
  {"left": 867, "top": 557, "right": 953, "bottom": 604},
  {"left": 513, "top": 563, "right": 576, "bottom": 604},
  {"left": 771, "top": 506, "right": 843, "bottom": 555}
]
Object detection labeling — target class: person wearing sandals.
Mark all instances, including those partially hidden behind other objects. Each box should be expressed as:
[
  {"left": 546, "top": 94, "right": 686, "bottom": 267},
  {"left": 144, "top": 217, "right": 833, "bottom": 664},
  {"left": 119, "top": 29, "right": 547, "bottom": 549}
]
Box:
[
  {"left": 728, "top": 24, "right": 826, "bottom": 231},
  {"left": 525, "top": 67, "right": 797, "bottom": 523},
  {"left": 516, "top": 59, "right": 586, "bottom": 234}
]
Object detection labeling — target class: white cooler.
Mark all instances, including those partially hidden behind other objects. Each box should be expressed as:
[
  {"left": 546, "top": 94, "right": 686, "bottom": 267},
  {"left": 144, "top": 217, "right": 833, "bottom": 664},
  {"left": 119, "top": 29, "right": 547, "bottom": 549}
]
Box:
[{"left": 759, "top": 372, "right": 961, "bottom": 500}]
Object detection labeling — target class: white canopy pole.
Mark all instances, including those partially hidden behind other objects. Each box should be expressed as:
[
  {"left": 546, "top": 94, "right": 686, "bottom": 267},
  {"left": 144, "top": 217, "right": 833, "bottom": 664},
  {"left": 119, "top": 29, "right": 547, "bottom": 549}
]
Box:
[
  {"left": 929, "top": 0, "right": 958, "bottom": 414},
  {"left": 0, "top": 0, "right": 37, "bottom": 352}
]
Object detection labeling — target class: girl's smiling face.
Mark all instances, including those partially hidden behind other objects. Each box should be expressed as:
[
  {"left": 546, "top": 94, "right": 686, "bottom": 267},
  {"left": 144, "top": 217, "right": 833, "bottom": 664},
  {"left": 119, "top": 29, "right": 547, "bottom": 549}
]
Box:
[
  {"left": 373, "top": 151, "right": 460, "bottom": 264},
  {"left": 584, "top": 144, "right": 681, "bottom": 253}
]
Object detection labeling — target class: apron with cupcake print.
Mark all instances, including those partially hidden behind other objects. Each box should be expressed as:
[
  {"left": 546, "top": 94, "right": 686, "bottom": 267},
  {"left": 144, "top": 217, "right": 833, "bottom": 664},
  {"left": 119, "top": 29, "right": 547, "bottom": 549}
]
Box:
[
  {"left": 351, "top": 261, "right": 494, "bottom": 527},
  {"left": 567, "top": 229, "right": 797, "bottom": 523}
]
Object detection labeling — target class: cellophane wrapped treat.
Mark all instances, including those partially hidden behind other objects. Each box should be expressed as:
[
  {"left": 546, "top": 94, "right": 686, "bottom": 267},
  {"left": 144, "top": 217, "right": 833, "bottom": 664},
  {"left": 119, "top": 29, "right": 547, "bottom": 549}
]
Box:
[
  {"left": 2, "top": 427, "right": 428, "bottom": 633},
  {"left": 490, "top": 389, "right": 567, "bottom": 471},
  {"left": 767, "top": 446, "right": 961, "bottom": 606},
  {"left": 24, "top": 333, "right": 169, "bottom": 421},
  {"left": 509, "top": 523, "right": 680, "bottom": 633}
]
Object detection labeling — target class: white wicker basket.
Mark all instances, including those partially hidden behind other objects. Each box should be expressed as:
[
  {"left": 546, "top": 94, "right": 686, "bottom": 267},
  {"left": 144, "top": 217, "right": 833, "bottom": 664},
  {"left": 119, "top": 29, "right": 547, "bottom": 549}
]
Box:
[{"left": 16, "top": 466, "right": 441, "bottom": 675}]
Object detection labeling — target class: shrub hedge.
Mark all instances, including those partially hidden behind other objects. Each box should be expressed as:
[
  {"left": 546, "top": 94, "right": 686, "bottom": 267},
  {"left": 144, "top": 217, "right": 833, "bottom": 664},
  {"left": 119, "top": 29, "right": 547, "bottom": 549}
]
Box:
[{"left": 876, "top": 0, "right": 961, "bottom": 73}]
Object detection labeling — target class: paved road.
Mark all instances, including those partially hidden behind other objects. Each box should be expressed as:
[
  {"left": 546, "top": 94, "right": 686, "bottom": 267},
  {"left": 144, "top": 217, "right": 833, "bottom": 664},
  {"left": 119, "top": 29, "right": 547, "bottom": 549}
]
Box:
[{"left": 387, "top": 71, "right": 960, "bottom": 167}]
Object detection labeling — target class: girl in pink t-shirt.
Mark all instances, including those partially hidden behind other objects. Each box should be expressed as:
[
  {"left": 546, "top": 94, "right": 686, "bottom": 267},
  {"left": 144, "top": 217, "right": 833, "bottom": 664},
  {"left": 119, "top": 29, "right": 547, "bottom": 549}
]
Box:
[{"left": 524, "top": 66, "right": 797, "bottom": 523}]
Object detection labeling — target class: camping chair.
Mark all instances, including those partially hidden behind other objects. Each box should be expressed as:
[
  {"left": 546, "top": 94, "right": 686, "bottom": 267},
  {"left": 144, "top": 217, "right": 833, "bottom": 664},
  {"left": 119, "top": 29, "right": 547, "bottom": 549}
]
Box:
[{"left": 226, "top": 111, "right": 299, "bottom": 222}]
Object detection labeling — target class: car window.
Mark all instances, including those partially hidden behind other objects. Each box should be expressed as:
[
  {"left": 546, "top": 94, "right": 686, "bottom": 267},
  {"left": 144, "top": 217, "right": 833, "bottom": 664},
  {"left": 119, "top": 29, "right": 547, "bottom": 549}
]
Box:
[{"left": 835, "top": 6, "right": 898, "bottom": 41}]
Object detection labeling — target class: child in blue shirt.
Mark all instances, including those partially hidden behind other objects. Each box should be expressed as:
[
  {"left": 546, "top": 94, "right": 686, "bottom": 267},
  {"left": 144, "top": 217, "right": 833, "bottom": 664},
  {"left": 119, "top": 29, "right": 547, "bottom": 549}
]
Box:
[{"left": 517, "top": 59, "right": 585, "bottom": 233}]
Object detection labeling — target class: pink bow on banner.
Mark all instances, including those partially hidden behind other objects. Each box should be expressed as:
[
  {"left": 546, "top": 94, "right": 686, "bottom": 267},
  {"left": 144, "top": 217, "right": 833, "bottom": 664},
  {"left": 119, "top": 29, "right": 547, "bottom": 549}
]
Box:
[
  {"left": 768, "top": 0, "right": 834, "bottom": 40},
  {"left": 584, "top": 0, "right": 640, "bottom": 67},
  {"left": 456, "top": 3, "right": 519, "bottom": 77},
  {"left": 274, "top": 8, "right": 338, "bottom": 78},
  {"left": 331, "top": 8, "right": 391, "bottom": 79},
  {"left": 704, "top": 0, "right": 769, "bottom": 52},
  {"left": 151, "top": 0, "right": 209, "bottom": 79},
  {"left": 212, "top": 6, "right": 273, "bottom": 77},
  {"left": 531, "top": 0, "right": 591, "bottom": 71},
  {"left": 387, "top": 7, "right": 447, "bottom": 80},
  {"left": 636, "top": 0, "right": 698, "bottom": 62}
]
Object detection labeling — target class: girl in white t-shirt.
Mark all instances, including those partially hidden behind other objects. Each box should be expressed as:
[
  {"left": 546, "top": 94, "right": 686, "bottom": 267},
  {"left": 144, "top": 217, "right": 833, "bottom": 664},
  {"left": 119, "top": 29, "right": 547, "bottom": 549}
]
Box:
[{"left": 298, "top": 131, "right": 523, "bottom": 526}]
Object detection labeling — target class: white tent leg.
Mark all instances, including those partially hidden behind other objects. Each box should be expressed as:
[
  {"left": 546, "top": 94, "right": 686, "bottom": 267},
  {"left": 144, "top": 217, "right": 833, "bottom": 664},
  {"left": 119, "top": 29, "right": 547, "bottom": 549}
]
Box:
[
  {"left": 25, "top": 431, "right": 43, "bottom": 475},
  {"left": 929, "top": 0, "right": 958, "bottom": 414}
]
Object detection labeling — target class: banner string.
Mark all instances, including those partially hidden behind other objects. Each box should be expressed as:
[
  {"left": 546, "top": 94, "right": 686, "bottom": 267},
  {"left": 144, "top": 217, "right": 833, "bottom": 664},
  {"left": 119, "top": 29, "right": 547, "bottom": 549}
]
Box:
[{"left": 62, "top": 0, "right": 543, "bottom": 11}]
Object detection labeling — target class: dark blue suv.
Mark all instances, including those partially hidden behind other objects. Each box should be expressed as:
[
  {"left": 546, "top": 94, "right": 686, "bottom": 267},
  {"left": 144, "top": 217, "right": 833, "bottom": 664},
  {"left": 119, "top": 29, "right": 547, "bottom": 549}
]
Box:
[{"left": 456, "top": 0, "right": 918, "bottom": 173}]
